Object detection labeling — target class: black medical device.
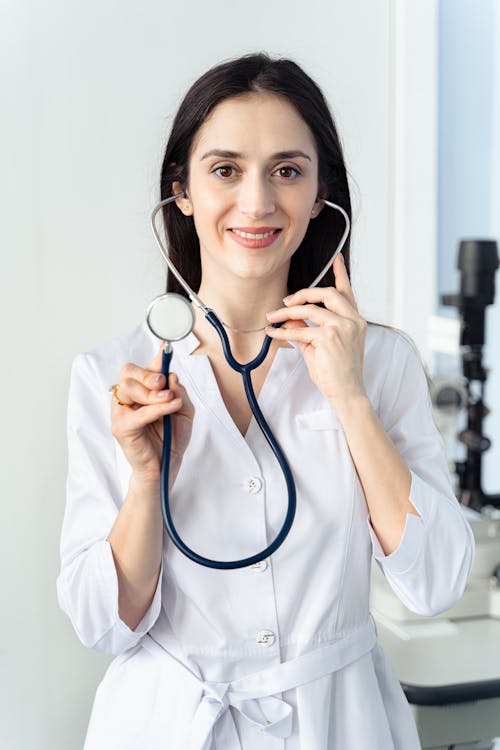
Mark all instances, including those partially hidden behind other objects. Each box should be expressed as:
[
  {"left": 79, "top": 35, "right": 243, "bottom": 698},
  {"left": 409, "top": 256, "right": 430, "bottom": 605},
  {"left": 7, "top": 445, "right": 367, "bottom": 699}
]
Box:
[{"left": 441, "top": 238, "right": 500, "bottom": 511}]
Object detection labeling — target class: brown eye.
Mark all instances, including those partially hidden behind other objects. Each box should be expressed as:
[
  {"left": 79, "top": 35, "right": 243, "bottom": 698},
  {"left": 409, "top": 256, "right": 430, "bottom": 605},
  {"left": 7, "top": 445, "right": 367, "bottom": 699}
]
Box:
[
  {"left": 213, "top": 165, "right": 235, "bottom": 178},
  {"left": 275, "top": 166, "right": 300, "bottom": 179}
]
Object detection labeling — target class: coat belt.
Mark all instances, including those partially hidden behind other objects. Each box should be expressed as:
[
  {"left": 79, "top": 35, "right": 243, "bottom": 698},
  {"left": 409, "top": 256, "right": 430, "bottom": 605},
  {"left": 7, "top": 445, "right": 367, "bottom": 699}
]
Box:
[{"left": 141, "top": 617, "right": 377, "bottom": 750}]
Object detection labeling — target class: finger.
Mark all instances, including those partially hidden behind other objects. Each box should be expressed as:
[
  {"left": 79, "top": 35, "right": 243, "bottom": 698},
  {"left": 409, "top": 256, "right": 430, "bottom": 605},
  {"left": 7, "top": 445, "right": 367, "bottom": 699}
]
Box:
[
  {"left": 283, "top": 283, "right": 358, "bottom": 316},
  {"left": 119, "top": 361, "right": 166, "bottom": 392},
  {"left": 270, "top": 319, "right": 308, "bottom": 352},
  {"left": 146, "top": 343, "right": 167, "bottom": 373},
  {"left": 115, "top": 397, "right": 184, "bottom": 433},
  {"left": 284, "top": 285, "right": 356, "bottom": 316},
  {"left": 167, "top": 377, "right": 195, "bottom": 418},
  {"left": 115, "top": 358, "right": 179, "bottom": 405},
  {"left": 114, "top": 378, "right": 172, "bottom": 407},
  {"left": 265, "top": 325, "right": 319, "bottom": 344},
  {"left": 277, "top": 319, "right": 308, "bottom": 330},
  {"left": 267, "top": 303, "right": 338, "bottom": 327},
  {"left": 116, "top": 370, "right": 186, "bottom": 407},
  {"left": 125, "top": 343, "right": 170, "bottom": 388},
  {"left": 332, "top": 254, "right": 358, "bottom": 309}
]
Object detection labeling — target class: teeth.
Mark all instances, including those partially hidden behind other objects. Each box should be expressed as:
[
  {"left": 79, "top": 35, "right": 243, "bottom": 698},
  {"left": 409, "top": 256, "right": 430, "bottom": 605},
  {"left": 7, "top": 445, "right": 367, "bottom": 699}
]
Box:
[{"left": 232, "top": 229, "right": 278, "bottom": 240}]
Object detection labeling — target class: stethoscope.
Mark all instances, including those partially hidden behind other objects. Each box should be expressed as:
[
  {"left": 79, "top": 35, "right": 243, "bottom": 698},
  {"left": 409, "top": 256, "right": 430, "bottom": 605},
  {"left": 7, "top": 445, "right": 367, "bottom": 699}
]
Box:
[{"left": 146, "top": 192, "right": 350, "bottom": 569}]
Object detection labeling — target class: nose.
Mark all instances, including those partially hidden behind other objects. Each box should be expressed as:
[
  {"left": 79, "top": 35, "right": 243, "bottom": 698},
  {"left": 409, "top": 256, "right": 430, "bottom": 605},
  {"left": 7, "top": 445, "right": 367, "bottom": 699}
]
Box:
[{"left": 238, "top": 171, "right": 276, "bottom": 219}]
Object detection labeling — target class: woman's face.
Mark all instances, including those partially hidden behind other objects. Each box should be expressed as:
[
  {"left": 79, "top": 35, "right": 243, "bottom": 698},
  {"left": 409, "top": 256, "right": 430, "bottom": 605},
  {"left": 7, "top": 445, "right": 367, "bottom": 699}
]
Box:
[{"left": 173, "top": 92, "right": 323, "bottom": 286}]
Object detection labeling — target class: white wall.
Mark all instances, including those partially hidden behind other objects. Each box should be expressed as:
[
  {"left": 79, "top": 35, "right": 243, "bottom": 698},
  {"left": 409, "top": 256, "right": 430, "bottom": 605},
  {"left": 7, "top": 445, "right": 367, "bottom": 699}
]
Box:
[
  {"left": 1, "top": 1, "right": 397, "bottom": 748},
  {"left": 390, "top": 0, "right": 439, "bottom": 362}
]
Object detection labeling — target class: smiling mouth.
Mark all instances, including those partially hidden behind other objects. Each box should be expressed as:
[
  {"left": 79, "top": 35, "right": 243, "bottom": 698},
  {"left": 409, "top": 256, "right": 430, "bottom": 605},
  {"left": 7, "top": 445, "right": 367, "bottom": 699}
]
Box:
[{"left": 230, "top": 228, "right": 281, "bottom": 240}]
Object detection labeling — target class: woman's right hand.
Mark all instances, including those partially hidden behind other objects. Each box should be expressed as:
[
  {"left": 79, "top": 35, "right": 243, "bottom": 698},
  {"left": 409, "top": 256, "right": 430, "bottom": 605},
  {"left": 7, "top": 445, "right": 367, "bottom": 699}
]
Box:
[{"left": 110, "top": 346, "right": 195, "bottom": 482}]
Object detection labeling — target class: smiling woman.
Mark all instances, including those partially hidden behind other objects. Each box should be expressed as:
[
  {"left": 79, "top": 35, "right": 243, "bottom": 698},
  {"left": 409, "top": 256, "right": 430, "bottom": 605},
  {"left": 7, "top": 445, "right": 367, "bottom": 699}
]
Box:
[
  {"left": 56, "top": 52, "right": 474, "bottom": 750},
  {"left": 169, "top": 92, "right": 323, "bottom": 329},
  {"left": 161, "top": 55, "right": 351, "bottom": 316}
]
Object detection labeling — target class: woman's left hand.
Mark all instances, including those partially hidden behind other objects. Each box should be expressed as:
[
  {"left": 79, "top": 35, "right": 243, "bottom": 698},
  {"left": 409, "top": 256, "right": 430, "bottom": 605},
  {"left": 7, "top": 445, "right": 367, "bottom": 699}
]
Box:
[{"left": 265, "top": 253, "right": 368, "bottom": 406}]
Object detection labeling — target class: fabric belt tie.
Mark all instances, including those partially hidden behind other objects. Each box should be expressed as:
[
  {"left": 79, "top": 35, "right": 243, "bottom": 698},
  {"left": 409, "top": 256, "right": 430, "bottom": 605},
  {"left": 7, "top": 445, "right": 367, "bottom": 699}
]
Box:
[{"left": 143, "top": 617, "right": 377, "bottom": 750}]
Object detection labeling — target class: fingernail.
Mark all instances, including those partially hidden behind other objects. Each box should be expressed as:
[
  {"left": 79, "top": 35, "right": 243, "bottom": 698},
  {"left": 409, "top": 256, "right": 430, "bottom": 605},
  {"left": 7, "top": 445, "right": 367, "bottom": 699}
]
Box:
[
  {"left": 339, "top": 253, "right": 344, "bottom": 264},
  {"left": 153, "top": 374, "right": 164, "bottom": 383},
  {"left": 155, "top": 390, "right": 171, "bottom": 399},
  {"left": 283, "top": 295, "right": 293, "bottom": 303},
  {"left": 266, "top": 310, "right": 277, "bottom": 319}
]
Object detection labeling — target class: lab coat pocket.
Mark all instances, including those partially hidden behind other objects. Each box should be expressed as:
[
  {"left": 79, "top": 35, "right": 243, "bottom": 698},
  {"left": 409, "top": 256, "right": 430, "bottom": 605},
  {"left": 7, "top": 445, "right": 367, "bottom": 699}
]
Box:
[
  {"left": 294, "top": 406, "right": 357, "bottom": 513},
  {"left": 295, "top": 408, "right": 343, "bottom": 431}
]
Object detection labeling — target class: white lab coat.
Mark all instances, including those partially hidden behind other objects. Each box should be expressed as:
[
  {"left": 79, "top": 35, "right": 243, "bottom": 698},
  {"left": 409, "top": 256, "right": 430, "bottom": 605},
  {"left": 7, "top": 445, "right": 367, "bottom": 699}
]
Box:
[{"left": 57, "top": 320, "right": 474, "bottom": 749}]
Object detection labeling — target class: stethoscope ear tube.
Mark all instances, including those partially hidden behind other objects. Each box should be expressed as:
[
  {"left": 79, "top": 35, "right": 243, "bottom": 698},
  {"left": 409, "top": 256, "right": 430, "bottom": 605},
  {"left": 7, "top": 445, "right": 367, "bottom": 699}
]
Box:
[{"left": 160, "top": 326, "right": 297, "bottom": 570}]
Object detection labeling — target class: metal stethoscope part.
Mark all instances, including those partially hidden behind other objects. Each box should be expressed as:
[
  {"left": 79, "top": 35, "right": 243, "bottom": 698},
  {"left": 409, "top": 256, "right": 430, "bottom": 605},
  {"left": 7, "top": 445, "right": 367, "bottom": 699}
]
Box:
[{"left": 147, "top": 192, "right": 350, "bottom": 569}]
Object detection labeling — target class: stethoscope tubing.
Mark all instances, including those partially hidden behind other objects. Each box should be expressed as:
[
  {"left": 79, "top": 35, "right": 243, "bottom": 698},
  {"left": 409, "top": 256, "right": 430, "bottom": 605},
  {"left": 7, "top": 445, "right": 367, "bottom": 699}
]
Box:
[
  {"left": 160, "top": 314, "right": 297, "bottom": 570},
  {"left": 152, "top": 192, "right": 350, "bottom": 569}
]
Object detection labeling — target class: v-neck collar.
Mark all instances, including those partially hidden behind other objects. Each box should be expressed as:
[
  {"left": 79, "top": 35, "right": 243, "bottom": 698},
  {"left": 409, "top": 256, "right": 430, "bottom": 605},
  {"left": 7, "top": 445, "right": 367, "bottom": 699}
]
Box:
[
  {"left": 146, "top": 323, "right": 302, "bottom": 447},
  {"left": 142, "top": 317, "right": 301, "bottom": 358}
]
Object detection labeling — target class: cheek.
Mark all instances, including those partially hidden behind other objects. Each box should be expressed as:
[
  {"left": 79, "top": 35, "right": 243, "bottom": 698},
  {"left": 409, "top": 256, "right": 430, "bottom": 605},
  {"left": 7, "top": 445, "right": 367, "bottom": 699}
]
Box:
[
  {"left": 288, "top": 190, "right": 315, "bottom": 222},
  {"left": 288, "top": 200, "right": 315, "bottom": 238},
  {"left": 190, "top": 188, "right": 228, "bottom": 229},
  {"left": 190, "top": 202, "right": 218, "bottom": 240},
  {"left": 286, "top": 204, "right": 315, "bottom": 253}
]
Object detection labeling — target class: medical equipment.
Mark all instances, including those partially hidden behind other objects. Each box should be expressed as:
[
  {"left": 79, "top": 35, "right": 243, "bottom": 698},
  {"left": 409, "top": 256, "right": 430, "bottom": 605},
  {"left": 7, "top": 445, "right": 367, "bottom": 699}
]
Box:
[
  {"left": 441, "top": 239, "right": 500, "bottom": 511},
  {"left": 372, "top": 238, "right": 500, "bottom": 749},
  {"left": 146, "top": 192, "right": 350, "bottom": 569}
]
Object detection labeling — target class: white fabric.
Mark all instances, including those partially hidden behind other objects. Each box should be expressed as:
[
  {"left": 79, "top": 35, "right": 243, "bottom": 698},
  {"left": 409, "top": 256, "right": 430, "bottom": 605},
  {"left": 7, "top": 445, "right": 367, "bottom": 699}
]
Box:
[{"left": 57, "top": 320, "right": 475, "bottom": 749}]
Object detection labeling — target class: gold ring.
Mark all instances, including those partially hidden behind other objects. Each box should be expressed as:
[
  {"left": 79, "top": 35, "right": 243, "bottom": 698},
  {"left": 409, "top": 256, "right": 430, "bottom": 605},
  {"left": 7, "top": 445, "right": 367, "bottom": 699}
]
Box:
[{"left": 108, "top": 384, "right": 134, "bottom": 409}]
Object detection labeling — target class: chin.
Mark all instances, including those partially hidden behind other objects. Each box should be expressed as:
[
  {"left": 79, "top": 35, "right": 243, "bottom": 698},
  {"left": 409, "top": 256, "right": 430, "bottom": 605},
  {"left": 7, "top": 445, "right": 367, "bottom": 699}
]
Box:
[{"left": 231, "top": 262, "right": 281, "bottom": 281}]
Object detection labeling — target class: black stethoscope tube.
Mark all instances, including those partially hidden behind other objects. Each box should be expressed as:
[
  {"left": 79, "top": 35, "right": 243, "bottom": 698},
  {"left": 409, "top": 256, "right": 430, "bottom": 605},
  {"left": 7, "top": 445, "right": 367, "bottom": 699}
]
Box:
[{"left": 159, "top": 312, "right": 296, "bottom": 570}]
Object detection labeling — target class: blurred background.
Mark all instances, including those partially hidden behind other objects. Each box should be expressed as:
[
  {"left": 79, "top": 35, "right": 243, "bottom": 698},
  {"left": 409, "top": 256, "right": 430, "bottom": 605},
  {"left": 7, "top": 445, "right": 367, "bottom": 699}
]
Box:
[{"left": 1, "top": 0, "right": 499, "bottom": 748}]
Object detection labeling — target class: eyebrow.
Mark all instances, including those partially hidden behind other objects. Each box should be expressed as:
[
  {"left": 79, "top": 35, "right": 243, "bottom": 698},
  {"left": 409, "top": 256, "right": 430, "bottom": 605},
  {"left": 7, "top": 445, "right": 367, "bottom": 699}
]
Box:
[{"left": 200, "top": 149, "right": 312, "bottom": 162}]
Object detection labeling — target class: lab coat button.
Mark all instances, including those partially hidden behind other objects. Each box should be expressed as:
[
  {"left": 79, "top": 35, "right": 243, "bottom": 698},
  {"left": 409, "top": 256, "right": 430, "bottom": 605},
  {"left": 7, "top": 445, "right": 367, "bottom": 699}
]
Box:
[
  {"left": 250, "top": 560, "right": 268, "bottom": 571},
  {"left": 256, "top": 629, "right": 275, "bottom": 646},
  {"left": 244, "top": 476, "right": 262, "bottom": 494}
]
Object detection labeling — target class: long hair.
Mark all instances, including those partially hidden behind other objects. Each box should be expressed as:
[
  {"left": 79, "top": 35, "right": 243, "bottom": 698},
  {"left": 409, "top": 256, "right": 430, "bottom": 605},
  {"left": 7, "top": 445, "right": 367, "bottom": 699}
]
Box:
[{"left": 159, "top": 52, "right": 351, "bottom": 298}]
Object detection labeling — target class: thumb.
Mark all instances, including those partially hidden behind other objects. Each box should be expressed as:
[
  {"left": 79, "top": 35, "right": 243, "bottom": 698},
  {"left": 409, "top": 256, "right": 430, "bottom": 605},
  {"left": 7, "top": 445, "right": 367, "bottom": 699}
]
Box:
[{"left": 147, "top": 342, "right": 167, "bottom": 373}]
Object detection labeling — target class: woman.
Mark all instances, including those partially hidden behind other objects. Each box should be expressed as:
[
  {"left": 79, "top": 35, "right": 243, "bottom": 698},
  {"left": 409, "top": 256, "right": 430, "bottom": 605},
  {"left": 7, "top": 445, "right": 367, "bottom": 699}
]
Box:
[{"left": 57, "top": 53, "right": 474, "bottom": 749}]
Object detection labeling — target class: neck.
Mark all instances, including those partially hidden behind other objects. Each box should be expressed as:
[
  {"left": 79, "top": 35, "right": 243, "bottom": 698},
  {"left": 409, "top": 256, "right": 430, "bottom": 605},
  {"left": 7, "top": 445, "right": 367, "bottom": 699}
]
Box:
[{"left": 193, "top": 275, "right": 289, "bottom": 359}]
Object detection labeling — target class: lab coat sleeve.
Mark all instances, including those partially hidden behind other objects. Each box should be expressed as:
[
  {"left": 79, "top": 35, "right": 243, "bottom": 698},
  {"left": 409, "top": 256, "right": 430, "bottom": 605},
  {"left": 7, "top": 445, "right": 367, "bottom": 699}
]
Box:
[
  {"left": 56, "top": 352, "right": 163, "bottom": 655},
  {"left": 368, "top": 332, "right": 475, "bottom": 616}
]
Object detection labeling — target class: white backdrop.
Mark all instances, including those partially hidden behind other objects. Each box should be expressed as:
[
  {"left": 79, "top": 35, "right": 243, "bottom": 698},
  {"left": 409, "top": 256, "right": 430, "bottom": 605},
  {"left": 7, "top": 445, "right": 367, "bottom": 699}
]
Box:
[{"left": 1, "top": 1, "right": 442, "bottom": 748}]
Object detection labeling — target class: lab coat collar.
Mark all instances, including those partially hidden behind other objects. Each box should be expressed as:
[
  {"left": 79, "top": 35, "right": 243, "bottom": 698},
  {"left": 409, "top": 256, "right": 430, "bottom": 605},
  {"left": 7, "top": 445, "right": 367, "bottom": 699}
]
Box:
[{"left": 144, "top": 321, "right": 300, "bottom": 358}]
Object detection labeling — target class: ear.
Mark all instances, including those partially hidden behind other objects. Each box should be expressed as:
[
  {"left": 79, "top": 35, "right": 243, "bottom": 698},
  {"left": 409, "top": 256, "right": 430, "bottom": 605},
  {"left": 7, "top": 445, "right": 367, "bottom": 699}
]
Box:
[
  {"left": 172, "top": 180, "right": 193, "bottom": 216},
  {"left": 310, "top": 198, "right": 324, "bottom": 219},
  {"left": 310, "top": 181, "right": 328, "bottom": 219}
]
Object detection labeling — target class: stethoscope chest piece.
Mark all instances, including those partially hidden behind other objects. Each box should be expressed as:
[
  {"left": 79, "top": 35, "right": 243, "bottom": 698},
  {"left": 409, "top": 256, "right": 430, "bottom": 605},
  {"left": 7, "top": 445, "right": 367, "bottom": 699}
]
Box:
[{"left": 146, "top": 292, "right": 195, "bottom": 342}]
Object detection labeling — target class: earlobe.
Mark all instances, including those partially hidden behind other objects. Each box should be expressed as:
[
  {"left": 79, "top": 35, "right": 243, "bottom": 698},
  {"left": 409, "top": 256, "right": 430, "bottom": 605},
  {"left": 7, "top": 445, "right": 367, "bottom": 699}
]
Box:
[
  {"left": 172, "top": 181, "right": 193, "bottom": 216},
  {"left": 181, "top": 196, "right": 193, "bottom": 216},
  {"left": 310, "top": 201, "right": 324, "bottom": 218}
]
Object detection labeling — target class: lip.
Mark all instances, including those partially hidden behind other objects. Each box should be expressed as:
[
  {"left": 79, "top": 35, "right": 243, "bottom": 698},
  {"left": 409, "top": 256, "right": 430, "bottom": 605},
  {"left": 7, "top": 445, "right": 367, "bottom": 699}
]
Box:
[
  {"left": 231, "top": 226, "right": 280, "bottom": 233},
  {"left": 228, "top": 227, "right": 282, "bottom": 249}
]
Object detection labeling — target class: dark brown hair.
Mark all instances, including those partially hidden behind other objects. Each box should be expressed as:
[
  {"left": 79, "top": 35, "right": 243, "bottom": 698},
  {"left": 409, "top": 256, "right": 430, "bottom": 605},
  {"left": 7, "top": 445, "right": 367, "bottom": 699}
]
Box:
[{"left": 160, "top": 52, "right": 351, "bottom": 297}]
